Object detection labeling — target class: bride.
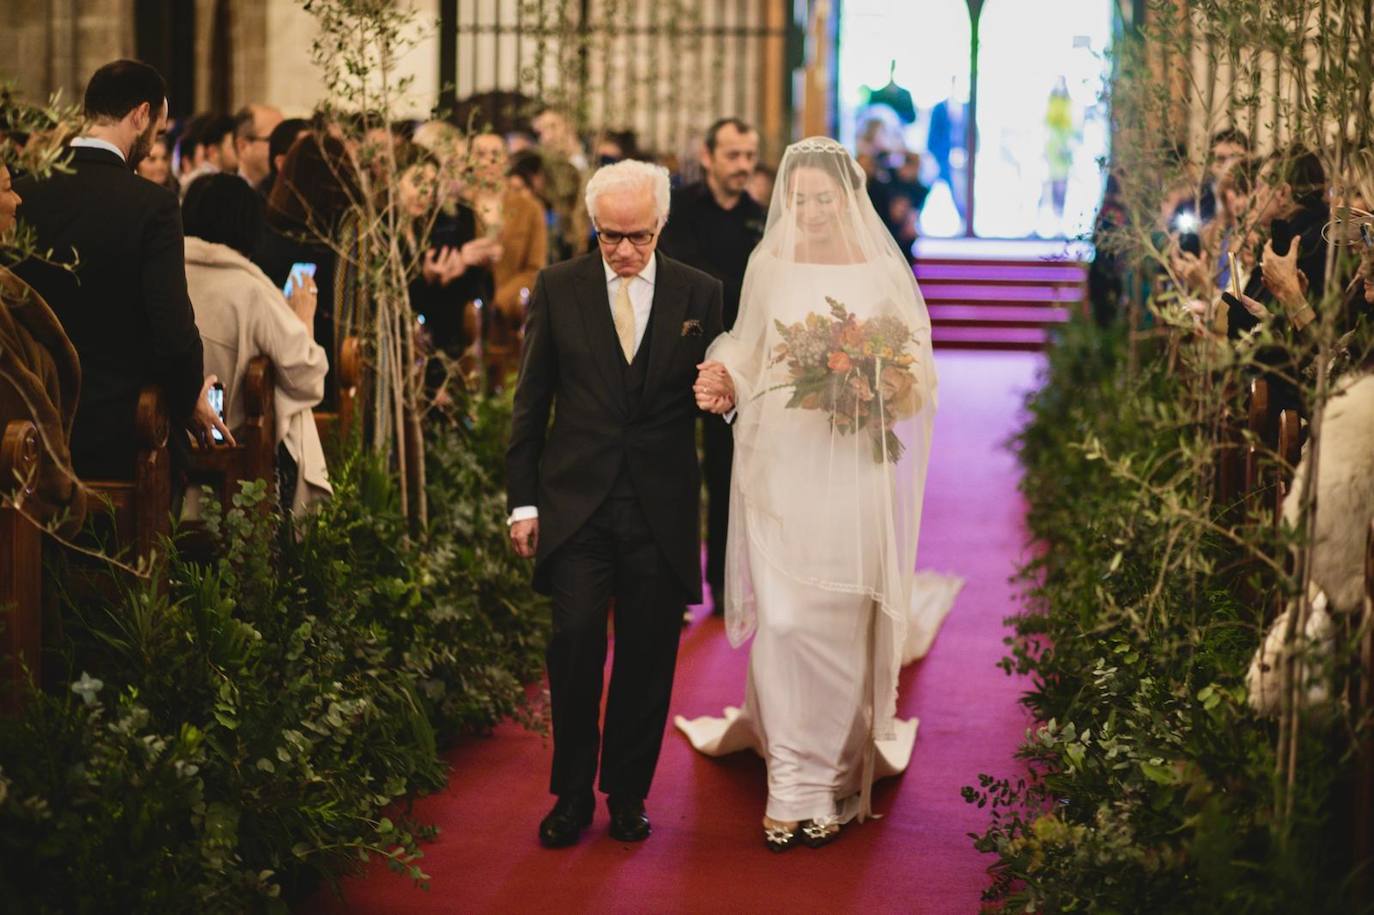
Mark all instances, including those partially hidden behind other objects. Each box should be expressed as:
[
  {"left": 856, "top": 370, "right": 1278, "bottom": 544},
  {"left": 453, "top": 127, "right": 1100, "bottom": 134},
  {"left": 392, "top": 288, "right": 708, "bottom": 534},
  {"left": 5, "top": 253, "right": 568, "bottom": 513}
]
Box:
[{"left": 683, "top": 137, "right": 959, "bottom": 851}]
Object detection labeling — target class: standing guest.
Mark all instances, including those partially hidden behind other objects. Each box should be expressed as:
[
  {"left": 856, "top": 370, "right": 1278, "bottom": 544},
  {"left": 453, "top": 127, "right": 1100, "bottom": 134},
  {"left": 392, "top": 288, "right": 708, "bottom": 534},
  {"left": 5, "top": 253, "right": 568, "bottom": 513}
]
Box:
[
  {"left": 135, "top": 133, "right": 178, "bottom": 193},
  {"left": 0, "top": 162, "right": 86, "bottom": 532},
  {"left": 255, "top": 133, "right": 361, "bottom": 396},
  {"left": 747, "top": 163, "right": 776, "bottom": 217},
  {"left": 467, "top": 132, "right": 548, "bottom": 389},
  {"left": 233, "top": 103, "right": 284, "bottom": 193},
  {"left": 395, "top": 147, "right": 500, "bottom": 394},
  {"left": 509, "top": 148, "right": 550, "bottom": 203},
  {"left": 181, "top": 173, "right": 331, "bottom": 515},
  {"left": 174, "top": 113, "right": 209, "bottom": 183},
  {"left": 12, "top": 59, "right": 229, "bottom": 480},
  {"left": 262, "top": 117, "right": 310, "bottom": 198},
  {"left": 533, "top": 107, "right": 592, "bottom": 262},
  {"left": 180, "top": 113, "right": 238, "bottom": 197},
  {"left": 1200, "top": 127, "right": 1250, "bottom": 225},
  {"left": 1229, "top": 146, "right": 1328, "bottom": 341},
  {"left": 659, "top": 117, "right": 765, "bottom": 615}
]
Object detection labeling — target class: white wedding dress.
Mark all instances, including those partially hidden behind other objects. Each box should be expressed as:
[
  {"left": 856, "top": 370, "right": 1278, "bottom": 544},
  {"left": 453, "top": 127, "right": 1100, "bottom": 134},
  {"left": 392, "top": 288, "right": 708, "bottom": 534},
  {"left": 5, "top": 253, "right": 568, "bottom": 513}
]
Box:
[{"left": 675, "top": 139, "right": 959, "bottom": 825}]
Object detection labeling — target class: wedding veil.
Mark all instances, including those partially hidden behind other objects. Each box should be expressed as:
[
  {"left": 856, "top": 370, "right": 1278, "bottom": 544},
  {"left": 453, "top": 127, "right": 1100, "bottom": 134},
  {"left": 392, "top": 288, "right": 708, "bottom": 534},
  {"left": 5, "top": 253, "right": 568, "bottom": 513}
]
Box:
[{"left": 707, "top": 137, "right": 938, "bottom": 742}]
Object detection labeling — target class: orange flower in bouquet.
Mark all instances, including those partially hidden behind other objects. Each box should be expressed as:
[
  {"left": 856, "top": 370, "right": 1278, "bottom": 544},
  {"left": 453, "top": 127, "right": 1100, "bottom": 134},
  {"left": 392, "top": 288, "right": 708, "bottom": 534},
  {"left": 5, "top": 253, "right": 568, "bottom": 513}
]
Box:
[{"left": 768, "top": 296, "right": 920, "bottom": 463}]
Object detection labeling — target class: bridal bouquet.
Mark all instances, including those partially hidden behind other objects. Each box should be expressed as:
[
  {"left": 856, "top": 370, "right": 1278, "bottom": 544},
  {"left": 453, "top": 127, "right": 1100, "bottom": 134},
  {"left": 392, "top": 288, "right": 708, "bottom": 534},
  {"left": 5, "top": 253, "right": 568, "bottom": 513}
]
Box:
[{"left": 769, "top": 296, "right": 920, "bottom": 463}]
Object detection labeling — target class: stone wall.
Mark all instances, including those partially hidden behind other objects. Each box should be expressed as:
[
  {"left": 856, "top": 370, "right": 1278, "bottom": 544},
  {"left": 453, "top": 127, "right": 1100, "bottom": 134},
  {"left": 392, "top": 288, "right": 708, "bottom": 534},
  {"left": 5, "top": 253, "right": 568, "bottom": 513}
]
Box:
[
  {"left": 4, "top": 0, "right": 135, "bottom": 105},
  {"left": 3, "top": 0, "right": 440, "bottom": 117}
]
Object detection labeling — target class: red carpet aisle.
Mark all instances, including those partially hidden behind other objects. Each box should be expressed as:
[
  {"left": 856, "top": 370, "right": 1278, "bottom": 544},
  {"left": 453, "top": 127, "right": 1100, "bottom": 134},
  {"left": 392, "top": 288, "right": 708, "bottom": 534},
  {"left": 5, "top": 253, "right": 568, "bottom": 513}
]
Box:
[{"left": 304, "top": 351, "right": 1041, "bottom": 915}]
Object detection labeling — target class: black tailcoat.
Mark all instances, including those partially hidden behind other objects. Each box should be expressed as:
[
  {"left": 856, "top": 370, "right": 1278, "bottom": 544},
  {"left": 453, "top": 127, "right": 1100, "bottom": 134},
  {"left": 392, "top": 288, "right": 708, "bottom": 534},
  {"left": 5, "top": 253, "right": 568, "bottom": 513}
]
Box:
[{"left": 507, "top": 251, "right": 724, "bottom": 602}]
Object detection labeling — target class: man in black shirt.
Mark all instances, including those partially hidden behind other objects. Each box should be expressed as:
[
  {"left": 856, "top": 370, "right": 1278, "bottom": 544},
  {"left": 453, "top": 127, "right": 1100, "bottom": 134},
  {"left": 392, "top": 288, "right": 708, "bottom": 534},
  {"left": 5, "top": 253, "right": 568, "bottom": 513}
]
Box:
[{"left": 659, "top": 117, "right": 766, "bottom": 615}]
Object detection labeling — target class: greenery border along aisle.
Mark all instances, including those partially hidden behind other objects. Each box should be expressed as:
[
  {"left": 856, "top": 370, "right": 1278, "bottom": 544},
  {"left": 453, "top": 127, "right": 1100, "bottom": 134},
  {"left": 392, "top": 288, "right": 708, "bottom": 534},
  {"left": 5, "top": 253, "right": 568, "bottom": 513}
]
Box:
[
  {"left": 964, "top": 318, "right": 1353, "bottom": 913},
  {"left": 0, "top": 396, "right": 549, "bottom": 914}
]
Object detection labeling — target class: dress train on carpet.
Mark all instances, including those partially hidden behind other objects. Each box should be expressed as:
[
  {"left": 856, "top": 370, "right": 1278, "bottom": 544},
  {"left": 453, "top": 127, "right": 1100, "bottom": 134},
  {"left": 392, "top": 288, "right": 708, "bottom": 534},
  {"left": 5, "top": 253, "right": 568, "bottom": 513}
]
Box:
[{"left": 675, "top": 570, "right": 964, "bottom": 821}]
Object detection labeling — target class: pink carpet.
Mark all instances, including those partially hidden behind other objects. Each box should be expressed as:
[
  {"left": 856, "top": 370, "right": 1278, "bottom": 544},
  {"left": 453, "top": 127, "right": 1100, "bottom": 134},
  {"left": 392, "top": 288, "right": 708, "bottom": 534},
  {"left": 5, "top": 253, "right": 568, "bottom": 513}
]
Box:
[{"left": 303, "top": 351, "right": 1041, "bottom": 914}]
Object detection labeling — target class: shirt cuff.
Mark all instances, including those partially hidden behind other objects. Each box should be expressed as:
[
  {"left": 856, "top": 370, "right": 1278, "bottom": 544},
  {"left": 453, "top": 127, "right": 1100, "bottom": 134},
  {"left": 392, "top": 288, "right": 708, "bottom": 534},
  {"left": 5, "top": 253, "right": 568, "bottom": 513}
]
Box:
[
  {"left": 507, "top": 506, "right": 538, "bottom": 526},
  {"left": 724, "top": 408, "right": 737, "bottom": 424}
]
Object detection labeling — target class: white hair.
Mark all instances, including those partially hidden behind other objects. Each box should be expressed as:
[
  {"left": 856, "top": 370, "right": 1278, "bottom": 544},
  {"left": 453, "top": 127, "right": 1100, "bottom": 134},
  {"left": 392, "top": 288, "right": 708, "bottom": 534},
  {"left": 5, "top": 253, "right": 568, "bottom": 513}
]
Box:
[{"left": 584, "top": 159, "right": 671, "bottom": 227}]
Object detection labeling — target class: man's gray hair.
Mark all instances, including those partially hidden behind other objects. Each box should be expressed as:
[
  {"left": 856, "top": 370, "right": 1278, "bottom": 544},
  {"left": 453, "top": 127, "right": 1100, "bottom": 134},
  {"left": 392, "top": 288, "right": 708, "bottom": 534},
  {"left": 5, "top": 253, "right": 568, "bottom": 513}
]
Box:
[{"left": 584, "top": 159, "right": 671, "bottom": 227}]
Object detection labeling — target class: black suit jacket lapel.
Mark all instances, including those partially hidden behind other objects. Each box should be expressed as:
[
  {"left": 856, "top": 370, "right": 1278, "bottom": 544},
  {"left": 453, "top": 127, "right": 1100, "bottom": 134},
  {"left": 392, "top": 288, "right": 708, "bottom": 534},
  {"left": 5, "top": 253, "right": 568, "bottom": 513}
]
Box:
[
  {"left": 571, "top": 254, "right": 627, "bottom": 410},
  {"left": 642, "top": 255, "right": 690, "bottom": 408}
]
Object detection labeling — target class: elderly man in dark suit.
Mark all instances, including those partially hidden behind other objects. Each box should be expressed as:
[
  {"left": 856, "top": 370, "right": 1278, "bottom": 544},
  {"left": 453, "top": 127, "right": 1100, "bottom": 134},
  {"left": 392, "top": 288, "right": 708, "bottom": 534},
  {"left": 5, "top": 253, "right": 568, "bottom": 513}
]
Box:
[
  {"left": 13, "top": 59, "right": 229, "bottom": 481},
  {"left": 507, "top": 159, "right": 728, "bottom": 848}
]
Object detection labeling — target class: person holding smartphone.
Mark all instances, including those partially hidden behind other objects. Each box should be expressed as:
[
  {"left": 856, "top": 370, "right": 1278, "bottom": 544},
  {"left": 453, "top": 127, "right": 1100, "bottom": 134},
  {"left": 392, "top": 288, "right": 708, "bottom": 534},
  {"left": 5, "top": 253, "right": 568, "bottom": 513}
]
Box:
[
  {"left": 182, "top": 173, "right": 332, "bottom": 514},
  {"left": 1227, "top": 146, "right": 1329, "bottom": 341}
]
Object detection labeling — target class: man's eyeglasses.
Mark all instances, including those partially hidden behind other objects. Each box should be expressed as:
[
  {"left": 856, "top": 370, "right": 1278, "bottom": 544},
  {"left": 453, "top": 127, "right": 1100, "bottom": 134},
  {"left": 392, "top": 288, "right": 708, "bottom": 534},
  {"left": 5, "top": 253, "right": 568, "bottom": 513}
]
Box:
[{"left": 596, "top": 226, "right": 657, "bottom": 247}]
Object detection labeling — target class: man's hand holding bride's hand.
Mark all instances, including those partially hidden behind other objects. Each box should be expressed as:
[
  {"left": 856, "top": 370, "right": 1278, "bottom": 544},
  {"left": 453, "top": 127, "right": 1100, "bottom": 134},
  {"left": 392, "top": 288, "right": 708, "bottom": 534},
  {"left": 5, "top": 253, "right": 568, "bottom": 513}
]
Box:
[{"left": 694, "top": 361, "right": 734, "bottom": 414}]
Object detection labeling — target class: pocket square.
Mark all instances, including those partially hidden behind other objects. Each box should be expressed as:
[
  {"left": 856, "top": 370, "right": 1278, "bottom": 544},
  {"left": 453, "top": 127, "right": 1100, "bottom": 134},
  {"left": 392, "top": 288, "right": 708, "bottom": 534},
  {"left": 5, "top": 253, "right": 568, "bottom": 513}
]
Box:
[{"left": 681, "top": 319, "right": 703, "bottom": 337}]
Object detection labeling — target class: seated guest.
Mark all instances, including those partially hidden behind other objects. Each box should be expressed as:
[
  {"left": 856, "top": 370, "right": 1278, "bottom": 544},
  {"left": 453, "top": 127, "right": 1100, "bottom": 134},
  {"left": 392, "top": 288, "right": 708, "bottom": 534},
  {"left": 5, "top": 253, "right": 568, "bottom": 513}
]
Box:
[
  {"left": 232, "top": 103, "right": 284, "bottom": 193},
  {"left": 467, "top": 132, "right": 547, "bottom": 388},
  {"left": 12, "top": 59, "right": 227, "bottom": 481},
  {"left": 0, "top": 161, "right": 86, "bottom": 533},
  {"left": 135, "top": 132, "right": 178, "bottom": 193},
  {"left": 255, "top": 132, "right": 360, "bottom": 397},
  {"left": 182, "top": 174, "right": 331, "bottom": 514}
]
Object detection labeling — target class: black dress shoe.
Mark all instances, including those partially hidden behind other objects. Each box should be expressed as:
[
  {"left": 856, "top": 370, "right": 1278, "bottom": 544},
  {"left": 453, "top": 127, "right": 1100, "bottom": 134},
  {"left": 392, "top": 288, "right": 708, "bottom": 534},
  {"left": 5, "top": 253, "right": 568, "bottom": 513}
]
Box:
[
  {"left": 607, "top": 796, "right": 651, "bottom": 842},
  {"left": 539, "top": 794, "right": 594, "bottom": 848}
]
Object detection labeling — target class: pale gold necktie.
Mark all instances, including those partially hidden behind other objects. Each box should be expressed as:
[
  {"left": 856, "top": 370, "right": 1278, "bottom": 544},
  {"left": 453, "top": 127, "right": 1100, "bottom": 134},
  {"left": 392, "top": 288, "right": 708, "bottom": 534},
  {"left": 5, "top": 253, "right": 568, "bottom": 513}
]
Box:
[{"left": 612, "top": 277, "right": 636, "bottom": 361}]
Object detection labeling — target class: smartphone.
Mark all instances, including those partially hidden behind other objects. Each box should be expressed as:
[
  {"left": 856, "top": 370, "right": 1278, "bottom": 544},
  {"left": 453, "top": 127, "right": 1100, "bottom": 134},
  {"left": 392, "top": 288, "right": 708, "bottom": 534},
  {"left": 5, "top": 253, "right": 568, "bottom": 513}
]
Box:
[
  {"left": 1269, "top": 218, "right": 1296, "bottom": 257},
  {"left": 207, "top": 382, "right": 226, "bottom": 444},
  {"left": 283, "top": 262, "right": 317, "bottom": 297}
]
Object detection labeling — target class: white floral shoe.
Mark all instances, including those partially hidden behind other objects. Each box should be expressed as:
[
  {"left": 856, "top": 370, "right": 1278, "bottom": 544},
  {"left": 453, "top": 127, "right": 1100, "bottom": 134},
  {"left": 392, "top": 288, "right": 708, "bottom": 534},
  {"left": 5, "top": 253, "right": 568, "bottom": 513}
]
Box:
[
  {"left": 800, "top": 815, "right": 843, "bottom": 849},
  {"left": 762, "top": 818, "right": 801, "bottom": 853}
]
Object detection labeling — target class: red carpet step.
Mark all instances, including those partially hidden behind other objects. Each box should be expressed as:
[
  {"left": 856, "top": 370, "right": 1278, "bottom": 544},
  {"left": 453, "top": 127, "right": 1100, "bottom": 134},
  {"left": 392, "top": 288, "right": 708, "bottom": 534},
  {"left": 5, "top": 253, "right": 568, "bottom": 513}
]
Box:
[{"left": 915, "top": 240, "right": 1087, "bottom": 351}]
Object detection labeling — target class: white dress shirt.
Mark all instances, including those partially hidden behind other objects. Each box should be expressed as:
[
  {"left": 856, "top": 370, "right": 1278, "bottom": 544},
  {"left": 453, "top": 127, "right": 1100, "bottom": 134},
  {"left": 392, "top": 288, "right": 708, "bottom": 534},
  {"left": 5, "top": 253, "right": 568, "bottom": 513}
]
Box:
[
  {"left": 69, "top": 136, "right": 127, "bottom": 162},
  {"left": 507, "top": 255, "right": 659, "bottom": 526}
]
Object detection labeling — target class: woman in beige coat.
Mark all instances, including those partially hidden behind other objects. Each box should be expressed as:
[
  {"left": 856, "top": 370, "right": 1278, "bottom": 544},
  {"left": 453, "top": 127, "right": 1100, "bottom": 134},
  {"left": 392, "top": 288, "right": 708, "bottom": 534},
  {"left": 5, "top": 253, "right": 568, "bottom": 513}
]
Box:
[{"left": 181, "top": 173, "right": 331, "bottom": 514}]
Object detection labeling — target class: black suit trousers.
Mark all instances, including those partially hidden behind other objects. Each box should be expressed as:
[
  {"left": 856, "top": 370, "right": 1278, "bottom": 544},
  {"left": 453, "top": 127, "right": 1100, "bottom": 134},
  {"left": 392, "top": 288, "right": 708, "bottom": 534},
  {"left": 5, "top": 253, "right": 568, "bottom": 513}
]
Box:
[
  {"left": 702, "top": 416, "right": 733, "bottom": 604},
  {"left": 545, "top": 492, "right": 685, "bottom": 801}
]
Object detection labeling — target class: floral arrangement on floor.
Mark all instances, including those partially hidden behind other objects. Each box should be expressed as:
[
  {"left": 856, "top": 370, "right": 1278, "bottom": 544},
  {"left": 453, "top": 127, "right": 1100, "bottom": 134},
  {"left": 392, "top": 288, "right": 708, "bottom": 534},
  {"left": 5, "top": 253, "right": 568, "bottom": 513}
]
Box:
[{"left": 769, "top": 296, "right": 920, "bottom": 462}]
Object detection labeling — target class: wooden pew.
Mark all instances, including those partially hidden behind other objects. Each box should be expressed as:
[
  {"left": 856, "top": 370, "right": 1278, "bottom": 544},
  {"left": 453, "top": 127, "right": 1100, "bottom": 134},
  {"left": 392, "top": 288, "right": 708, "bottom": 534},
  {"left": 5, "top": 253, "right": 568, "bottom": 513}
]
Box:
[
  {"left": 185, "top": 356, "right": 276, "bottom": 515},
  {"left": 314, "top": 335, "right": 362, "bottom": 449},
  {"left": 1274, "top": 408, "right": 1303, "bottom": 524},
  {"left": 0, "top": 420, "right": 43, "bottom": 712},
  {"left": 85, "top": 386, "right": 172, "bottom": 563},
  {"left": 1243, "top": 377, "right": 1274, "bottom": 507}
]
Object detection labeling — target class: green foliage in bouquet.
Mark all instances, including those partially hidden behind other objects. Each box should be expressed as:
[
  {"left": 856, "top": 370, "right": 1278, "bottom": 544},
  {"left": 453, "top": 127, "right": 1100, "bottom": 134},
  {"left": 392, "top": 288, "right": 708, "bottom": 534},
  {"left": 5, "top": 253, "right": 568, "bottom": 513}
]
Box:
[
  {"left": 0, "top": 401, "right": 549, "bottom": 913},
  {"left": 769, "top": 297, "right": 921, "bottom": 463},
  {"left": 964, "top": 317, "right": 1355, "bottom": 914}
]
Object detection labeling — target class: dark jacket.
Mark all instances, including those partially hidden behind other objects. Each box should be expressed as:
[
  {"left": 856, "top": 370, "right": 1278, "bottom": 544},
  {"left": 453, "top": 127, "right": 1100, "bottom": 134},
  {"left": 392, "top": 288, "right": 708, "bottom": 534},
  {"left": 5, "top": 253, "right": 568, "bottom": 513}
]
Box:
[
  {"left": 659, "top": 182, "right": 765, "bottom": 330},
  {"left": 506, "top": 252, "right": 724, "bottom": 600},
  {"left": 12, "top": 146, "right": 204, "bottom": 479}
]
